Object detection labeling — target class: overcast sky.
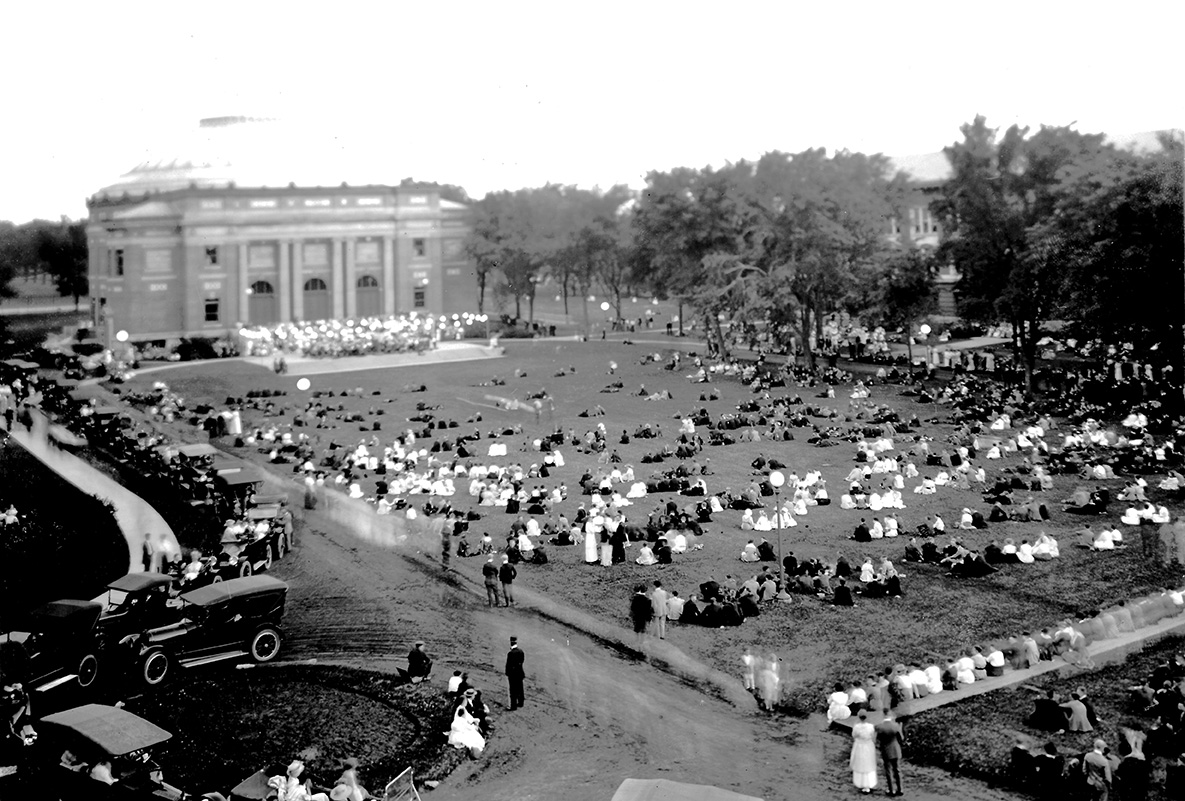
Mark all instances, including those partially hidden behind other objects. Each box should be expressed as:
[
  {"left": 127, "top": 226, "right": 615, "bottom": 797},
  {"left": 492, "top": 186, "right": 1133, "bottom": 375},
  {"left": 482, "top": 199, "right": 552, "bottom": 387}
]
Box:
[{"left": 2, "top": 0, "right": 1181, "bottom": 223}]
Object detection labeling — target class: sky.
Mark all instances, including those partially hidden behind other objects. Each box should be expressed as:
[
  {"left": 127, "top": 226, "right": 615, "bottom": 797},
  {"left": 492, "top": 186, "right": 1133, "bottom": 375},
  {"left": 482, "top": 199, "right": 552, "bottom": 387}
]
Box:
[{"left": 1, "top": 0, "right": 1181, "bottom": 223}]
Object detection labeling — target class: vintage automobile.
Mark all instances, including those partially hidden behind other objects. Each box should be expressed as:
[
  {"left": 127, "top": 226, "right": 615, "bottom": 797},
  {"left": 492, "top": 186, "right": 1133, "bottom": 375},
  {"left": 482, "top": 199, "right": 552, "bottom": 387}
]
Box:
[
  {"left": 0, "top": 599, "right": 102, "bottom": 693},
  {"left": 92, "top": 573, "right": 181, "bottom": 650},
  {"left": 134, "top": 575, "right": 287, "bottom": 686},
  {"left": 34, "top": 703, "right": 191, "bottom": 800}
]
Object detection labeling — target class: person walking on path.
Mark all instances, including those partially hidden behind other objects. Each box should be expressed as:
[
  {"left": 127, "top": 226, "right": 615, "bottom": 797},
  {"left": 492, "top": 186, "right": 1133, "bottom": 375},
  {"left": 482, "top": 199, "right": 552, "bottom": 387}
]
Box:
[
  {"left": 630, "top": 585, "right": 653, "bottom": 645},
  {"left": 650, "top": 580, "right": 669, "bottom": 639},
  {"left": 505, "top": 636, "right": 525, "bottom": 710},
  {"left": 875, "top": 707, "right": 905, "bottom": 796},
  {"left": 850, "top": 710, "right": 878, "bottom": 794},
  {"left": 482, "top": 556, "right": 501, "bottom": 606},
  {"left": 499, "top": 555, "right": 517, "bottom": 606}
]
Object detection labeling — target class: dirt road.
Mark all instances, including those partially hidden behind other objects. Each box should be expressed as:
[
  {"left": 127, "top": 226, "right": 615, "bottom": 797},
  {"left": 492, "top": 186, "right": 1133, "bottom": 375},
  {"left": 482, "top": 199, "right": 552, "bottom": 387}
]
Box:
[{"left": 271, "top": 508, "right": 1019, "bottom": 801}]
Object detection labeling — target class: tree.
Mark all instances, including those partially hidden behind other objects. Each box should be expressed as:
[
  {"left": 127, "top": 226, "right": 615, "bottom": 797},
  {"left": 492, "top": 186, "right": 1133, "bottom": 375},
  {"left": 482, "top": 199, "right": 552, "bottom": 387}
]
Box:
[
  {"left": 36, "top": 221, "right": 88, "bottom": 306},
  {"left": 873, "top": 248, "right": 938, "bottom": 368},
  {"left": 934, "top": 116, "right": 1114, "bottom": 395},
  {"left": 1051, "top": 133, "right": 1184, "bottom": 394}
]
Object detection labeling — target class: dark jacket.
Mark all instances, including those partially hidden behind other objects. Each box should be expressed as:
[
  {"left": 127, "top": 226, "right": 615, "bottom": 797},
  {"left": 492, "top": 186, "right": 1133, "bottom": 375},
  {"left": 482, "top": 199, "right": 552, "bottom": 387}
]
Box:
[
  {"left": 505, "top": 646, "right": 525, "bottom": 678},
  {"left": 499, "top": 562, "right": 517, "bottom": 584}
]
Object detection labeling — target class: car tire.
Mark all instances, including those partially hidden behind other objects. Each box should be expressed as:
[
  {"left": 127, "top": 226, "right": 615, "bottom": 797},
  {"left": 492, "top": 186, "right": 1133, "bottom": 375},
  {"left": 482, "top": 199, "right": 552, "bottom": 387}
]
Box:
[
  {"left": 142, "top": 650, "right": 170, "bottom": 686},
  {"left": 249, "top": 627, "right": 282, "bottom": 663},
  {"left": 76, "top": 653, "right": 99, "bottom": 688},
  {"left": 276, "top": 537, "right": 286, "bottom": 559},
  {"left": 239, "top": 561, "right": 253, "bottom": 578},
  {"left": 263, "top": 548, "right": 273, "bottom": 571}
]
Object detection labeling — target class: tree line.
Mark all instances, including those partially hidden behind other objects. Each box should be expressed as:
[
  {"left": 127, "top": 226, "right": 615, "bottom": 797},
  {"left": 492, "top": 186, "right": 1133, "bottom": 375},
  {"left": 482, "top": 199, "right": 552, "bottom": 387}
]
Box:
[
  {"left": 466, "top": 118, "right": 1183, "bottom": 395},
  {"left": 0, "top": 219, "right": 88, "bottom": 305}
]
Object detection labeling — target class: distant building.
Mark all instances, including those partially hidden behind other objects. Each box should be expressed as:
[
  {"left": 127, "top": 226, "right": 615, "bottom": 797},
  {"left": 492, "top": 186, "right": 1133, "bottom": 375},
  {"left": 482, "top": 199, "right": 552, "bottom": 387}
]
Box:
[
  {"left": 86, "top": 117, "right": 476, "bottom": 344},
  {"left": 887, "top": 151, "right": 958, "bottom": 315}
]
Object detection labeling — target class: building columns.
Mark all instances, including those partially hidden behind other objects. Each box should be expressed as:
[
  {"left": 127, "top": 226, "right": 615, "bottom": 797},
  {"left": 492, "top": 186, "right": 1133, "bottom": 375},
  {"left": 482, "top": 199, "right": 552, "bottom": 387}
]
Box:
[
  {"left": 331, "top": 238, "right": 345, "bottom": 319},
  {"left": 277, "top": 241, "right": 292, "bottom": 322},
  {"left": 291, "top": 240, "right": 304, "bottom": 322},
  {"left": 382, "top": 236, "right": 396, "bottom": 314},
  {"left": 344, "top": 238, "right": 357, "bottom": 319},
  {"left": 237, "top": 242, "right": 249, "bottom": 324}
]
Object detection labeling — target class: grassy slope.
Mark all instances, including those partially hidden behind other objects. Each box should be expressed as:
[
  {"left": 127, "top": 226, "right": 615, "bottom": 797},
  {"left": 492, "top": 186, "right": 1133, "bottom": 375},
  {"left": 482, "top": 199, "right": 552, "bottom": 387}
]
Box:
[{"left": 112, "top": 340, "right": 1185, "bottom": 712}]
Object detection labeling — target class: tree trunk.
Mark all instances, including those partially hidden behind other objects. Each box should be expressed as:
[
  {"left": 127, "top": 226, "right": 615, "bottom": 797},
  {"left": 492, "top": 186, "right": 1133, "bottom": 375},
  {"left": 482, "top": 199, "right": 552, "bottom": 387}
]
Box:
[
  {"left": 514, "top": 293, "right": 522, "bottom": 321},
  {"left": 800, "top": 302, "right": 815, "bottom": 368},
  {"left": 528, "top": 287, "right": 537, "bottom": 326},
  {"left": 711, "top": 313, "right": 729, "bottom": 359},
  {"left": 582, "top": 293, "right": 591, "bottom": 339},
  {"left": 476, "top": 271, "right": 487, "bottom": 313},
  {"left": 1017, "top": 318, "right": 1038, "bottom": 398},
  {"left": 677, "top": 299, "right": 685, "bottom": 336}
]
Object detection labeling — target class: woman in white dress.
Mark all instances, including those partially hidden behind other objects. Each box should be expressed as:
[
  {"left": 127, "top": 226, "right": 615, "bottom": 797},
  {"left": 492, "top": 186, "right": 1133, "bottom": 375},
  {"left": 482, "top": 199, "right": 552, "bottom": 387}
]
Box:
[
  {"left": 635, "top": 543, "right": 658, "bottom": 565},
  {"left": 849, "top": 711, "right": 878, "bottom": 794},
  {"left": 826, "top": 683, "right": 852, "bottom": 723},
  {"left": 1032, "top": 532, "right": 1059, "bottom": 560},
  {"left": 448, "top": 705, "right": 486, "bottom": 758},
  {"left": 583, "top": 522, "right": 599, "bottom": 564}
]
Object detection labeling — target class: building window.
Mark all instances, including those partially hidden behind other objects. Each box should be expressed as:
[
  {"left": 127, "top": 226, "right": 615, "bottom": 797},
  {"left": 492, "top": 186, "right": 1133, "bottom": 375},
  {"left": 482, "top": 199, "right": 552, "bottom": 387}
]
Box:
[
  {"left": 249, "top": 280, "right": 274, "bottom": 296},
  {"left": 357, "top": 275, "right": 379, "bottom": 289},
  {"left": 204, "top": 297, "right": 220, "bottom": 323},
  {"left": 205, "top": 246, "right": 219, "bottom": 266},
  {"left": 303, "top": 277, "right": 328, "bottom": 292},
  {"left": 413, "top": 288, "right": 426, "bottom": 308},
  {"left": 110, "top": 249, "right": 125, "bottom": 277},
  {"left": 413, "top": 238, "right": 426, "bottom": 258},
  {"left": 888, "top": 217, "right": 900, "bottom": 236}
]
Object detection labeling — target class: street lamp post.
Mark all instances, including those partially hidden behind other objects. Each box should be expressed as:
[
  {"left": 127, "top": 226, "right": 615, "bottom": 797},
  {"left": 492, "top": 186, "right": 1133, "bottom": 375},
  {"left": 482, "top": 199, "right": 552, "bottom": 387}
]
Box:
[{"left": 770, "top": 470, "right": 786, "bottom": 590}]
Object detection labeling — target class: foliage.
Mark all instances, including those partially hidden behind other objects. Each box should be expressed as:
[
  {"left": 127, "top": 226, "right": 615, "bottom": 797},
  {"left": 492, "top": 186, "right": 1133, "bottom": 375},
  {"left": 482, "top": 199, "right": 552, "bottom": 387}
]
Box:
[
  {"left": 35, "top": 221, "right": 88, "bottom": 304},
  {"left": 467, "top": 185, "right": 632, "bottom": 323},
  {"left": 176, "top": 337, "right": 221, "bottom": 361},
  {"left": 933, "top": 117, "right": 1120, "bottom": 395},
  {"left": 870, "top": 248, "right": 938, "bottom": 365},
  {"left": 0, "top": 439, "right": 127, "bottom": 626}
]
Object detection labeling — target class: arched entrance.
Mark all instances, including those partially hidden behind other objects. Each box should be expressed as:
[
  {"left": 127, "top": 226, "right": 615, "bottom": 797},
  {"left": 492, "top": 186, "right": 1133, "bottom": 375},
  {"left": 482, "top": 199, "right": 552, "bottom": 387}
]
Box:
[
  {"left": 303, "top": 277, "right": 330, "bottom": 321},
  {"left": 248, "top": 280, "right": 277, "bottom": 325},
  {"left": 356, "top": 274, "right": 381, "bottom": 318}
]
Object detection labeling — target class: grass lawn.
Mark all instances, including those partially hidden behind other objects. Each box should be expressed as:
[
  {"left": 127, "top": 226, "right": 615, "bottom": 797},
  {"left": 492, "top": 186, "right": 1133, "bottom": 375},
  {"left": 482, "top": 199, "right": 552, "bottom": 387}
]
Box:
[
  {"left": 908, "top": 635, "right": 1185, "bottom": 798},
  {"left": 123, "top": 665, "right": 465, "bottom": 796},
  {"left": 111, "top": 338, "right": 1185, "bottom": 713}
]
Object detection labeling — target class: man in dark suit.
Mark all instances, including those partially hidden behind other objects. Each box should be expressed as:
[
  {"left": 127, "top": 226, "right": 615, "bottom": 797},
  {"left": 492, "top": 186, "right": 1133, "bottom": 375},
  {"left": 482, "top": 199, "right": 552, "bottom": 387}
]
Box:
[
  {"left": 875, "top": 708, "right": 905, "bottom": 796},
  {"left": 1082, "top": 738, "right": 1111, "bottom": 800},
  {"left": 505, "top": 636, "right": 526, "bottom": 710}
]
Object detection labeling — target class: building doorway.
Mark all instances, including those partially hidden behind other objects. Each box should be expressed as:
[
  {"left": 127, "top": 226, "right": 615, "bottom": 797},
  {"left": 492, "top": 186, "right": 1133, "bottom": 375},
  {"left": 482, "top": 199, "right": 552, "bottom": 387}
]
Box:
[
  {"left": 356, "top": 274, "right": 381, "bottom": 318},
  {"left": 248, "top": 280, "right": 277, "bottom": 325},
  {"left": 303, "top": 277, "right": 330, "bottom": 321}
]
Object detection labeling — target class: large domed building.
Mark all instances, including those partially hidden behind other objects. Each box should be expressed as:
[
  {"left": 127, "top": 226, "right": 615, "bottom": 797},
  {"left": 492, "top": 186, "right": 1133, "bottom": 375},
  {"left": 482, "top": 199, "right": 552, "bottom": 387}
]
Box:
[{"left": 87, "top": 116, "right": 475, "bottom": 343}]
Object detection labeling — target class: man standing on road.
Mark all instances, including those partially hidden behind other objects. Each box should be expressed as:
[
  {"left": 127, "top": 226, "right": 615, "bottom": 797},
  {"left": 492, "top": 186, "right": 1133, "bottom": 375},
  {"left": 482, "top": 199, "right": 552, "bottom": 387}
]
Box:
[
  {"left": 482, "top": 556, "right": 501, "bottom": 606},
  {"left": 875, "top": 707, "right": 905, "bottom": 796},
  {"left": 506, "top": 636, "right": 525, "bottom": 710},
  {"left": 499, "top": 555, "right": 517, "bottom": 606},
  {"left": 650, "top": 580, "right": 669, "bottom": 639}
]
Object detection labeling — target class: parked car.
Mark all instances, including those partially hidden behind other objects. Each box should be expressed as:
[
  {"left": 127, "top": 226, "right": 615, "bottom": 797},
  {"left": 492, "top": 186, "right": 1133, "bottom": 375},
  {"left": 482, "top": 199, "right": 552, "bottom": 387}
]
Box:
[
  {"left": 0, "top": 600, "right": 102, "bottom": 693},
  {"left": 133, "top": 575, "right": 287, "bottom": 686},
  {"left": 35, "top": 703, "right": 189, "bottom": 800},
  {"left": 92, "top": 573, "right": 181, "bottom": 649}
]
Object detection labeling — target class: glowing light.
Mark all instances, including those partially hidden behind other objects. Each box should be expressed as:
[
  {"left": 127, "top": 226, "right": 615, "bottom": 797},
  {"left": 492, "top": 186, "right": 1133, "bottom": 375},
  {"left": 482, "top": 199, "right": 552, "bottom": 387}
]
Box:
[
  {"left": 600, "top": 302, "right": 610, "bottom": 312},
  {"left": 919, "top": 324, "right": 932, "bottom": 336},
  {"left": 296, "top": 378, "right": 311, "bottom": 391}
]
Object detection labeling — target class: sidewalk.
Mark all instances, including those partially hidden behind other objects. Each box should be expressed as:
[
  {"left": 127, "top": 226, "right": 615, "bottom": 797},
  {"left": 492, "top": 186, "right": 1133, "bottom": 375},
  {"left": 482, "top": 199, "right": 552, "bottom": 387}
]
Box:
[{"left": 7, "top": 409, "right": 178, "bottom": 574}]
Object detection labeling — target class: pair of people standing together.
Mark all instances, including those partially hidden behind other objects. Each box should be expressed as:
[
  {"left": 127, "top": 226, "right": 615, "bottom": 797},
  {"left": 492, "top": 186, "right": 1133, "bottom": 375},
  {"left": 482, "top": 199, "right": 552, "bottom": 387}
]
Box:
[{"left": 850, "top": 709, "right": 906, "bottom": 796}]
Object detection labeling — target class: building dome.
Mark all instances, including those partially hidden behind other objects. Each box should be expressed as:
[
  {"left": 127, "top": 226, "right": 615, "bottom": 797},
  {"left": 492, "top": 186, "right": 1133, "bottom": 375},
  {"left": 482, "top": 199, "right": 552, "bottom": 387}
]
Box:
[{"left": 94, "top": 116, "right": 397, "bottom": 199}]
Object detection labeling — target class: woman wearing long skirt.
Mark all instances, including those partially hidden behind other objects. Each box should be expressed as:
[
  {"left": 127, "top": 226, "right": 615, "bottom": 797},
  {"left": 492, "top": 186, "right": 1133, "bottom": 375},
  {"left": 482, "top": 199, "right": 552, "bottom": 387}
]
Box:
[
  {"left": 849, "top": 711, "right": 878, "bottom": 794},
  {"left": 584, "top": 523, "right": 599, "bottom": 564},
  {"left": 600, "top": 529, "right": 613, "bottom": 567}
]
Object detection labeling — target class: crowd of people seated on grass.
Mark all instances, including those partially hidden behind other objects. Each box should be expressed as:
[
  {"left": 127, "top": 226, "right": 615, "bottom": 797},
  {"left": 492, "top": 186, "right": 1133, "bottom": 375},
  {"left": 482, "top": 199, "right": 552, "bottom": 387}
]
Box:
[
  {"left": 240, "top": 312, "right": 451, "bottom": 358},
  {"left": 825, "top": 588, "right": 1185, "bottom": 722}
]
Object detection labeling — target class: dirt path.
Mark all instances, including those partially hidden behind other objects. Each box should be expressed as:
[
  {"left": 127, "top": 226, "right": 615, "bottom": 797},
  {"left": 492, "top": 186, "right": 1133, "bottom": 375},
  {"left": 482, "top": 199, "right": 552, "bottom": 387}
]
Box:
[{"left": 273, "top": 510, "right": 1020, "bottom": 801}]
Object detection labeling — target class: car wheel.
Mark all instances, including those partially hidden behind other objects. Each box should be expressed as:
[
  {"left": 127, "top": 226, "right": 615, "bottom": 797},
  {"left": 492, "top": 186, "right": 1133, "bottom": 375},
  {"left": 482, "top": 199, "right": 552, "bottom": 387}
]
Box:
[
  {"left": 250, "top": 627, "right": 282, "bottom": 663},
  {"left": 239, "top": 561, "right": 253, "bottom": 578},
  {"left": 142, "top": 650, "right": 170, "bottom": 686},
  {"left": 276, "top": 537, "right": 286, "bottom": 559},
  {"left": 76, "top": 653, "right": 99, "bottom": 688},
  {"left": 263, "top": 548, "right": 273, "bottom": 571}
]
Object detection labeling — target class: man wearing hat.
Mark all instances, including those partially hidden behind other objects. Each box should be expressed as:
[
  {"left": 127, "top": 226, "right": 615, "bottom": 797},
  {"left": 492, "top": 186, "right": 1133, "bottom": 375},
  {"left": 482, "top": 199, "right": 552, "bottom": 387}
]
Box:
[
  {"left": 407, "top": 640, "right": 433, "bottom": 684},
  {"left": 506, "top": 636, "right": 526, "bottom": 710}
]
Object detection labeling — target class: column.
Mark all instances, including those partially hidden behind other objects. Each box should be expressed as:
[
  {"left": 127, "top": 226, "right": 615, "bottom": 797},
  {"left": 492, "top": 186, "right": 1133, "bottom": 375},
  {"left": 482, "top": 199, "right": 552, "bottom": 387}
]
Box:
[
  {"left": 331, "top": 238, "right": 345, "bottom": 319},
  {"left": 237, "top": 243, "right": 249, "bottom": 324},
  {"left": 291, "top": 240, "right": 304, "bottom": 322},
  {"left": 277, "top": 241, "right": 292, "bottom": 322},
  {"left": 381, "top": 235, "right": 396, "bottom": 314},
  {"left": 344, "top": 238, "right": 357, "bottom": 319}
]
